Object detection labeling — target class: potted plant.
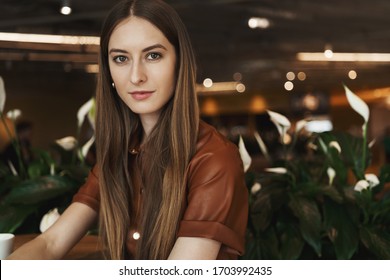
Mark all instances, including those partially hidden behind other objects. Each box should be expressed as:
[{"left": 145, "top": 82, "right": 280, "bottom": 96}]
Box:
[
  {"left": 240, "top": 85, "right": 390, "bottom": 259},
  {"left": 0, "top": 76, "right": 95, "bottom": 233}
]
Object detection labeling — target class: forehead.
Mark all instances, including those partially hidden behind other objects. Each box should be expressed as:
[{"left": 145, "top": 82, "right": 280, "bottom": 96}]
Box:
[{"left": 109, "top": 16, "right": 170, "bottom": 49}]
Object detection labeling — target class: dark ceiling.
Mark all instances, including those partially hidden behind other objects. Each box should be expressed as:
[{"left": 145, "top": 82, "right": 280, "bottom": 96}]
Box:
[{"left": 1, "top": 0, "right": 390, "bottom": 96}]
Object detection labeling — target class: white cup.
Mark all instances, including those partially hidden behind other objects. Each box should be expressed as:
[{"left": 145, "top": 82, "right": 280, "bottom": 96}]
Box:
[{"left": 0, "top": 233, "right": 15, "bottom": 259}]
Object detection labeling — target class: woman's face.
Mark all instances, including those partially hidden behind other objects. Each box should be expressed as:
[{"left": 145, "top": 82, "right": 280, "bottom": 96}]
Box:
[{"left": 108, "top": 16, "right": 177, "bottom": 123}]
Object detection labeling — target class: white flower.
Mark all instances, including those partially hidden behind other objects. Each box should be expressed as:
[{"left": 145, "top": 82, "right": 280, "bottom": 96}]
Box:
[
  {"left": 327, "top": 167, "right": 336, "bottom": 186},
  {"left": 354, "top": 174, "right": 379, "bottom": 192},
  {"left": 365, "top": 173, "right": 380, "bottom": 188},
  {"left": 77, "top": 98, "right": 95, "bottom": 128},
  {"left": 329, "top": 141, "right": 341, "bottom": 153},
  {"left": 238, "top": 135, "right": 252, "bottom": 172},
  {"left": 267, "top": 110, "right": 291, "bottom": 144},
  {"left": 267, "top": 110, "right": 291, "bottom": 128},
  {"left": 251, "top": 182, "right": 262, "bottom": 195},
  {"left": 79, "top": 135, "right": 95, "bottom": 160},
  {"left": 307, "top": 142, "right": 318, "bottom": 151},
  {"left": 265, "top": 167, "right": 288, "bottom": 174},
  {"left": 55, "top": 136, "right": 77, "bottom": 151},
  {"left": 6, "top": 109, "right": 22, "bottom": 121},
  {"left": 354, "top": 180, "right": 370, "bottom": 192},
  {"left": 39, "top": 208, "right": 60, "bottom": 233},
  {"left": 87, "top": 98, "right": 96, "bottom": 130},
  {"left": 254, "top": 131, "right": 269, "bottom": 160},
  {"left": 344, "top": 84, "right": 369, "bottom": 123},
  {"left": 368, "top": 139, "right": 376, "bottom": 149},
  {"left": 0, "top": 76, "right": 6, "bottom": 113},
  {"left": 295, "top": 119, "right": 307, "bottom": 133}
]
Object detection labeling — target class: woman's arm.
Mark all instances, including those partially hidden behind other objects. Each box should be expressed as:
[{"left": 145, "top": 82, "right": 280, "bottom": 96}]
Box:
[
  {"left": 7, "top": 202, "right": 98, "bottom": 260},
  {"left": 168, "top": 237, "right": 221, "bottom": 260}
]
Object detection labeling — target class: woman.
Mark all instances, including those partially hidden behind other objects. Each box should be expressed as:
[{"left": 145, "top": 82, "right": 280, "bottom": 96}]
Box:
[{"left": 8, "top": 0, "right": 247, "bottom": 260}]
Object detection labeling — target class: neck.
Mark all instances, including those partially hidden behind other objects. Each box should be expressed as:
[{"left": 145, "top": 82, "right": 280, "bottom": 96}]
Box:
[{"left": 139, "top": 113, "right": 159, "bottom": 138}]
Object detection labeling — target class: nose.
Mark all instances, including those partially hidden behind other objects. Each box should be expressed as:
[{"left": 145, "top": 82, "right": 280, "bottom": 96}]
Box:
[{"left": 129, "top": 61, "right": 146, "bottom": 85}]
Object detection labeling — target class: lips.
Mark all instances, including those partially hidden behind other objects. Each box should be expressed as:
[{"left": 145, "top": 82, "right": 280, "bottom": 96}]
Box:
[{"left": 129, "top": 90, "right": 154, "bottom": 101}]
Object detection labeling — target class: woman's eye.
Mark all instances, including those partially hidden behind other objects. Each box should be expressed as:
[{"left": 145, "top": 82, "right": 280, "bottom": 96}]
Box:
[
  {"left": 113, "top": 56, "right": 127, "bottom": 63},
  {"left": 146, "top": 52, "right": 162, "bottom": 61}
]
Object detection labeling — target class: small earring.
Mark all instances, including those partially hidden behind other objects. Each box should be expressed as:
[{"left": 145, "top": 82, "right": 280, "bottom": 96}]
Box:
[{"left": 111, "top": 82, "right": 115, "bottom": 88}]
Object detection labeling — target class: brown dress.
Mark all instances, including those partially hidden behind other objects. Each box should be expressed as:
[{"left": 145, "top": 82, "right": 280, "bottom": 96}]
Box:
[{"left": 72, "top": 121, "right": 248, "bottom": 259}]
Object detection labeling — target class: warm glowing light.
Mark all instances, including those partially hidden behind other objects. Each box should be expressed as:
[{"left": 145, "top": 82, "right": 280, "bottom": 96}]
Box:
[
  {"left": 324, "top": 49, "right": 333, "bottom": 58},
  {"left": 0, "top": 32, "right": 100, "bottom": 45},
  {"left": 297, "top": 72, "right": 306, "bottom": 81},
  {"left": 236, "top": 83, "right": 246, "bottom": 93},
  {"left": 60, "top": 6, "right": 72, "bottom": 15},
  {"left": 203, "top": 78, "right": 213, "bottom": 88},
  {"left": 324, "top": 44, "right": 333, "bottom": 58},
  {"left": 85, "top": 64, "right": 99, "bottom": 73},
  {"left": 348, "top": 70, "right": 357, "bottom": 80},
  {"left": 297, "top": 52, "right": 390, "bottom": 62},
  {"left": 286, "top": 71, "right": 295, "bottom": 81},
  {"left": 132, "top": 232, "right": 140, "bottom": 240},
  {"left": 248, "top": 17, "right": 270, "bottom": 29},
  {"left": 284, "top": 81, "right": 294, "bottom": 91},
  {"left": 233, "top": 72, "right": 242, "bottom": 81}
]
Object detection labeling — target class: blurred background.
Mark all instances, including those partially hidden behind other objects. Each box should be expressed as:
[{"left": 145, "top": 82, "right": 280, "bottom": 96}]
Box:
[{"left": 1, "top": 0, "right": 390, "bottom": 165}]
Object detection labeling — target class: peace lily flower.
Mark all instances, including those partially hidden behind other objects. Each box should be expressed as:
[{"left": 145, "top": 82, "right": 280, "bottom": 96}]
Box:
[
  {"left": 238, "top": 135, "right": 252, "bottom": 172},
  {"left": 39, "top": 208, "right": 60, "bottom": 233},
  {"left": 78, "top": 135, "right": 95, "bottom": 161},
  {"left": 364, "top": 173, "right": 380, "bottom": 188},
  {"left": 55, "top": 136, "right": 77, "bottom": 151},
  {"left": 344, "top": 84, "right": 369, "bottom": 124},
  {"left": 295, "top": 119, "right": 307, "bottom": 133},
  {"left": 265, "top": 167, "right": 288, "bottom": 174},
  {"left": 354, "top": 174, "right": 380, "bottom": 192},
  {"left": 0, "top": 76, "right": 6, "bottom": 113},
  {"left": 307, "top": 142, "right": 318, "bottom": 151},
  {"left": 267, "top": 110, "right": 291, "bottom": 144},
  {"left": 327, "top": 167, "right": 336, "bottom": 186},
  {"left": 329, "top": 141, "right": 341, "bottom": 153},
  {"left": 251, "top": 182, "right": 262, "bottom": 195},
  {"left": 77, "top": 97, "right": 95, "bottom": 128},
  {"left": 254, "top": 131, "right": 270, "bottom": 161},
  {"left": 6, "top": 109, "right": 22, "bottom": 121}
]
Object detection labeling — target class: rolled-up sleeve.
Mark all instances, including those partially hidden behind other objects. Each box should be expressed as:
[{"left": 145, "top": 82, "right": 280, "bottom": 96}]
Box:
[{"left": 72, "top": 165, "right": 100, "bottom": 212}]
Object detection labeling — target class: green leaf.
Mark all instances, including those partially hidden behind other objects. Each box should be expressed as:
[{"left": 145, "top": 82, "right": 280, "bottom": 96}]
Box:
[
  {"left": 360, "top": 226, "right": 390, "bottom": 259},
  {"left": 279, "top": 223, "right": 305, "bottom": 259},
  {"left": 288, "top": 195, "right": 322, "bottom": 256},
  {"left": 3, "top": 175, "right": 76, "bottom": 205},
  {"left": 323, "top": 199, "right": 359, "bottom": 259},
  {"left": 251, "top": 184, "right": 287, "bottom": 231},
  {"left": 0, "top": 204, "right": 37, "bottom": 233}
]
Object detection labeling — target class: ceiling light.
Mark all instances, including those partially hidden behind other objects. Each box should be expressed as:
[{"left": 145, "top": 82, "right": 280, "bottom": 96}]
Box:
[
  {"left": 0, "top": 32, "right": 99, "bottom": 45},
  {"left": 236, "top": 83, "right": 246, "bottom": 93},
  {"left": 284, "top": 81, "right": 294, "bottom": 91},
  {"left": 324, "top": 44, "right": 333, "bottom": 58},
  {"left": 297, "top": 52, "right": 390, "bottom": 62},
  {"left": 248, "top": 17, "right": 270, "bottom": 29},
  {"left": 203, "top": 78, "right": 213, "bottom": 88},
  {"left": 297, "top": 72, "right": 306, "bottom": 81},
  {"left": 286, "top": 71, "right": 295, "bottom": 81},
  {"left": 348, "top": 70, "right": 357, "bottom": 80},
  {"left": 60, "top": 0, "right": 72, "bottom": 15}
]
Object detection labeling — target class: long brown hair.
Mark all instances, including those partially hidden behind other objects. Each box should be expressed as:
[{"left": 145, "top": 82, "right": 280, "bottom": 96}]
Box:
[{"left": 96, "top": 0, "right": 199, "bottom": 259}]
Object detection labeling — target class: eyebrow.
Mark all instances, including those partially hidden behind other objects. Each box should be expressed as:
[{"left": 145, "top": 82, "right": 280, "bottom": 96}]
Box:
[{"left": 109, "top": 43, "right": 167, "bottom": 54}]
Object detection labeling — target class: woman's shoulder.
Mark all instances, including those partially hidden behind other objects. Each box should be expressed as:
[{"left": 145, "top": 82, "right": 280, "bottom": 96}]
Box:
[
  {"left": 189, "top": 121, "right": 243, "bottom": 174},
  {"left": 196, "top": 120, "right": 238, "bottom": 155}
]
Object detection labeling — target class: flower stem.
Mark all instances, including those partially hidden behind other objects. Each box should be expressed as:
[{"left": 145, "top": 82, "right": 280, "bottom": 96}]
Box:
[{"left": 362, "top": 123, "right": 368, "bottom": 173}]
